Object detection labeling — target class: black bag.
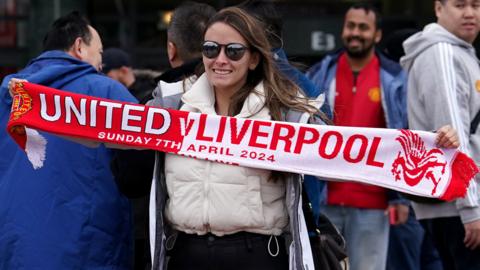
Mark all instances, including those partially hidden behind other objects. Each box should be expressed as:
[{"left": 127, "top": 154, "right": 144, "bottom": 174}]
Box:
[
  {"left": 401, "top": 110, "right": 480, "bottom": 204},
  {"left": 302, "top": 186, "right": 348, "bottom": 270}
]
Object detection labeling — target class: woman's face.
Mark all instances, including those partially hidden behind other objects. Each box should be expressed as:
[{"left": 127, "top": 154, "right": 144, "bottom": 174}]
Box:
[{"left": 202, "top": 22, "right": 259, "bottom": 95}]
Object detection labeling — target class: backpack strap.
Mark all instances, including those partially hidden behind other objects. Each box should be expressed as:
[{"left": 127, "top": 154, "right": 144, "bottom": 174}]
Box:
[{"left": 471, "top": 109, "right": 480, "bottom": 134}]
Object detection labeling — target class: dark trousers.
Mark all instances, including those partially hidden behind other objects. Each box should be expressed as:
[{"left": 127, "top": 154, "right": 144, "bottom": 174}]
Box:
[
  {"left": 421, "top": 217, "right": 480, "bottom": 270},
  {"left": 134, "top": 239, "right": 151, "bottom": 270},
  {"left": 167, "top": 232, "right": 288, "bottom": 270},
  {"left": 387, "top": 209, "right": 443, "bottom": 270}
]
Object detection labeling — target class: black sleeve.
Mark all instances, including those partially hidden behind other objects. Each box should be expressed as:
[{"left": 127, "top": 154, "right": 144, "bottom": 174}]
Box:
[{"left": 111, "top": 149, "right": 156, "bottom": 198}]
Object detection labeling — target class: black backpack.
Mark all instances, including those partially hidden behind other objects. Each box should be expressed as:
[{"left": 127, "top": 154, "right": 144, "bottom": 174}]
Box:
[{"left": 470, "top": 109, "right": 480, "bottom": 135}]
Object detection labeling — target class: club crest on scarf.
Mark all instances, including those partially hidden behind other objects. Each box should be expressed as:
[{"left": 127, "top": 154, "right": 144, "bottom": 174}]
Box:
[
  {"left": 391, "top": 129, "right": 447, "bottom": 195},
  {"left": 10, "top": 83, "right": 32, "bottom": 120},
  {"left": 9, "top": 82, "right": 32, "bottom": 135}
]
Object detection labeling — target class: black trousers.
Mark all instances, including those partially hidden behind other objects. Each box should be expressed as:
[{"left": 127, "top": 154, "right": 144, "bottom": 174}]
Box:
[
  {"left": 167, "top": 232, "right": 289, "bottom": 270},
  {"left": 421, "top": 217, "right": 480, "bottom": 270}
]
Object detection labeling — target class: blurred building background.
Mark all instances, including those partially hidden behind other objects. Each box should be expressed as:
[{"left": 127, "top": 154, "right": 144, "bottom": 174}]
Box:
[{"left": 0, "top": 0, "right": 450, "bottom": 79}]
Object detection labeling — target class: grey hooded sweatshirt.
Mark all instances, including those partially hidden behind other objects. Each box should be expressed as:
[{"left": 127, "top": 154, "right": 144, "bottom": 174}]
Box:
[{"left": 400, "top": 23, "right": 480, "bottom": 223}]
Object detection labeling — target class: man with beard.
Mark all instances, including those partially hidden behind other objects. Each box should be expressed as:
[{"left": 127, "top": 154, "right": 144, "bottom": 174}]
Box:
[{"left": 307, "top": 3, "right": 408, "bottom": 270}]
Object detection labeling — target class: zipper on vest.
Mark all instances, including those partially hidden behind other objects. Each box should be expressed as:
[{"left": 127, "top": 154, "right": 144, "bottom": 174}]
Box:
[
  {"left": 203, "top": 161, "right": 213, "bottom": 231},
  {"left": 352, "top": 71, "right": 359, "bottom": 94}
]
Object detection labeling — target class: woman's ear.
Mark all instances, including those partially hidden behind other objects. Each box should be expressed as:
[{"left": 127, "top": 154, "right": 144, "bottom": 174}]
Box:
[{"left": 249, "top": 51, "right": 260, "bottom": 70}]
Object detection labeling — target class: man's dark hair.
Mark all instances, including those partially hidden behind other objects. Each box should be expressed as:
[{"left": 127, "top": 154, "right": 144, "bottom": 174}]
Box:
[
  {"left": 168, "top": 1, "right": 216, "bottom": 61},
  {"left": 348, "top": 2, "right": 382, "bottom": 29},
  {"left": 42, "top": 11, "right": 92, "bottom": 52},
  {"left": 237, "top": 0, "right": 283, "bottom": 49}
]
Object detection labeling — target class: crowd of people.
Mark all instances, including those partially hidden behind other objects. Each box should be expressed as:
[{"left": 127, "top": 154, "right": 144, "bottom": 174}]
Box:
[{"left": 0, "top": 0, "right": 479, "bottom": 270}]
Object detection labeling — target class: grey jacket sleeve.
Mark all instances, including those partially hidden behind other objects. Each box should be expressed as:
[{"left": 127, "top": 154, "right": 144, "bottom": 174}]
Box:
[{"left": 408, "top": 43, "right": 480, "bottom": 223}]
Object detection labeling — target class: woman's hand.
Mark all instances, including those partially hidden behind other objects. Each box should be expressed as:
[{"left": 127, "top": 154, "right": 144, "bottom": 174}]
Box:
[
  {"left": 435, "top": 125, "right": 460, "bottom": 149},
  {"left": 7, "top": 78, "right": 27, "bottom": 97}
]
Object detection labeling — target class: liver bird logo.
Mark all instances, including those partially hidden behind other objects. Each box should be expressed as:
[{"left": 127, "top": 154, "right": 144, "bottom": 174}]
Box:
[{"left": 391, "top": 130, "right": 447, "bottom": 195}]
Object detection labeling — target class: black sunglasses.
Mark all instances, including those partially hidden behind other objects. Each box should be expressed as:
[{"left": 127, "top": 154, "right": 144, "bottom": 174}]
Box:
[{"left": 202, "top": 41, "right": 249, "bottom": 61}]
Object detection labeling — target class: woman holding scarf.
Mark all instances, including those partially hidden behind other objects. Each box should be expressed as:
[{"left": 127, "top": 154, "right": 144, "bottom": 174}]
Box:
[{"left": 146, "top": 7, "right": 324, "bottom": 270}]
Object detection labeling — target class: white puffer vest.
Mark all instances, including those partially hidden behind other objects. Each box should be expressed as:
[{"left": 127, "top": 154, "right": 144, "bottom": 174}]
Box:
[{"left": 164, "top": 74, "right": 288, "bottom": 236}]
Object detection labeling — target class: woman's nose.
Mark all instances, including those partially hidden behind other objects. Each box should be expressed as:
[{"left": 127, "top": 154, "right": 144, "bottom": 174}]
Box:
[{"left": 215, "top": 47, "right": 229, "bottom": 63}]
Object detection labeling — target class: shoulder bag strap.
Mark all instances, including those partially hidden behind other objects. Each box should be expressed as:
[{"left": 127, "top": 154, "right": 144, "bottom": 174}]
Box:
[{"left": 470, "top": 109, "right": 480, "bottom": 134}]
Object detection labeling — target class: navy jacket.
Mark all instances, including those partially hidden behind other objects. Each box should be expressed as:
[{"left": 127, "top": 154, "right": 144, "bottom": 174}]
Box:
[
  {"left": 307, "top": 49, "right": 408, "bottom": 129},
  {"left": 307, "top": 49, "right": 409, "bottom": 205},
  {"left": 0, "top": 51, "right": 136, "bottom": 269}
]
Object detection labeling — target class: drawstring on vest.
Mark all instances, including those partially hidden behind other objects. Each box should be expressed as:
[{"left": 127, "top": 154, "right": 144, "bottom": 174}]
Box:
[
  {"left": 165, "top": 233, "right": 178, "bottom": 251},
  {"left": 267, "top": 235, "right": 279, "bottom": 257}
]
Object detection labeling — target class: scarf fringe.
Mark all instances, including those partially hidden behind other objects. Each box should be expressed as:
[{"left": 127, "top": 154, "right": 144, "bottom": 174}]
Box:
[
  {"left": 25, "top": 128, "right": 47, "bottom": 169},
  {"left": 441, "top": 152, "right": 479, "bottom": 201}
]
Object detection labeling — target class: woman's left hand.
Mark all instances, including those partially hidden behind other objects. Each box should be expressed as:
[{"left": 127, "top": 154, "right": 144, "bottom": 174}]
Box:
[
  {"left": 7, "top": 78, "right": 27, "bottom": 97},
  {"left": 435, "top": 125, "right": 460, "bottom": 149}
]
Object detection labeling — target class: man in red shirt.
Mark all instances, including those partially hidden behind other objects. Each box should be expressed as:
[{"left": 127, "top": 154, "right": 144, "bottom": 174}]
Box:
[{"left": 307, "top": 4, "right": 409, "bottom": 270}]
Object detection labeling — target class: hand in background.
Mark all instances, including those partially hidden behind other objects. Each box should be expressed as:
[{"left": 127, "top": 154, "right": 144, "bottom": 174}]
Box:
[
  {"left": 386, "top": 204, "right": 409, "bottom": 226},
  {"left": 464, "top": 219, "right": 480, "bottom": 250}
]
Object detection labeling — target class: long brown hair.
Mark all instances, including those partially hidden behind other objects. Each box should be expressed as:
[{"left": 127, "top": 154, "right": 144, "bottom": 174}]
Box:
[
  {"left": 204, "top": 7, "right": 329, "bottom": 181},
  {"left": 204, "top": 7, "right": 319, "bottom": 120}
]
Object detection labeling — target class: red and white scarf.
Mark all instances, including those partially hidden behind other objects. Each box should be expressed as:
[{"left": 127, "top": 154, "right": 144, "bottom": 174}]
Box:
[{"left": 7, "top": 82, "right": 479, "bottom": 201}]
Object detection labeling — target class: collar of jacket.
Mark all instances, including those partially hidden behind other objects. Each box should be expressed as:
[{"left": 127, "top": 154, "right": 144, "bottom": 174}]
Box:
[
  {"left": 28, "top": 50, "right": 96, "bottom": 69},
  {"left": 154, "top": 58, "right": 202, "bottom": 84},
  {"left": 323, "top": 48, "right": 404, "bottom": 77},
  {"left": 180, "top": 73, "right": 270, "bottom": 119}
]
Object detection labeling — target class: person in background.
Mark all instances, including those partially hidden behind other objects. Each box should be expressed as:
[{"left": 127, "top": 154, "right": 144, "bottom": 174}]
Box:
[
  {"left": 307, "top": 3, "right": 409, "bottom": 270},
  {"left": 156, "top": 1, "right": 216, "bottom": 83},
  {"left": 0, "top": 12, "right": 136, "bottom": 269},
  {"left": 103, "top": 47, "right": 157, "bottom": 104},
  {"left": 111, "top": 1, "right": 216, "bottom": 199},
  {"left": 401, "top": 0, "right": 480, "bottom": 269},
  {"left": 382, "top": 28, "right": 444, "bottom": 270},
  {"left": 110, "top": 2, "right": 216, "bottom": 268}
]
